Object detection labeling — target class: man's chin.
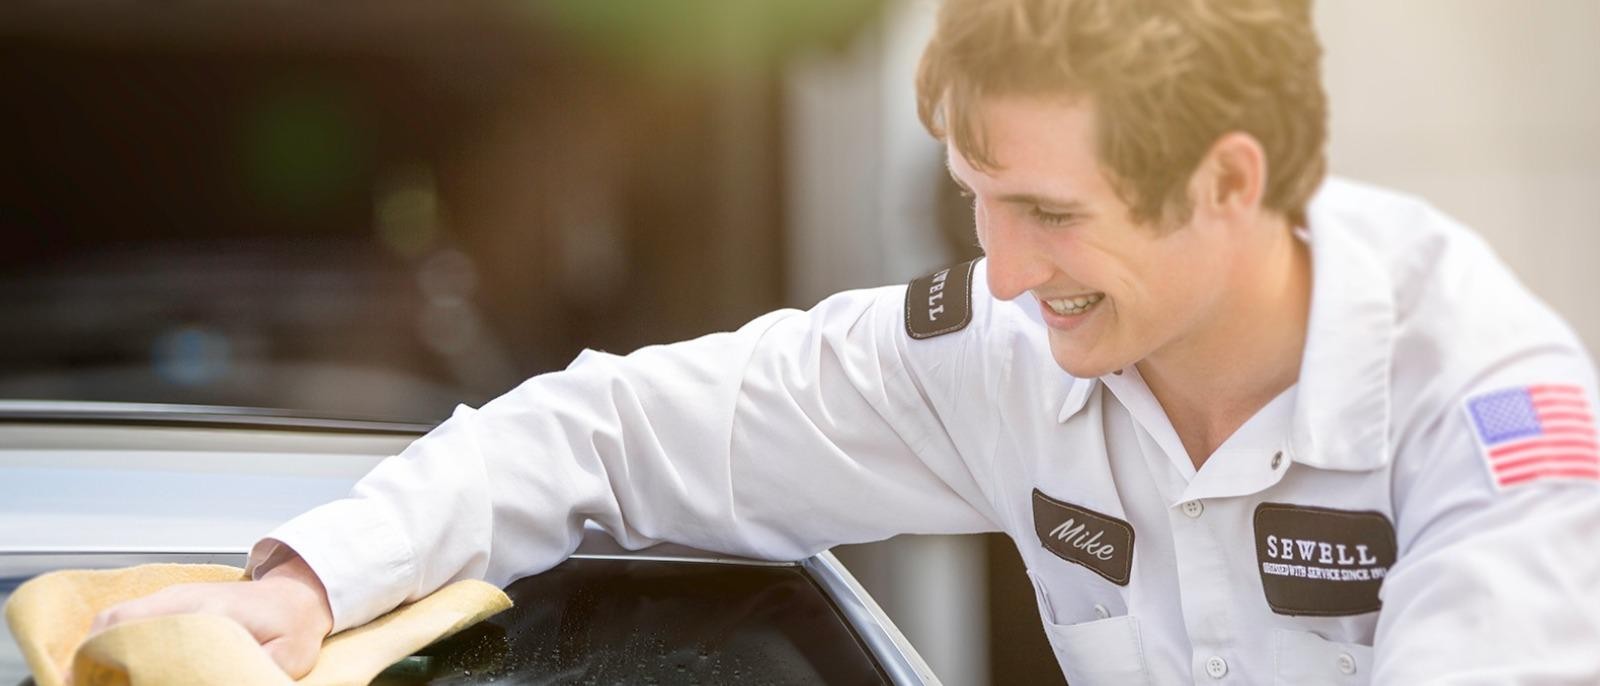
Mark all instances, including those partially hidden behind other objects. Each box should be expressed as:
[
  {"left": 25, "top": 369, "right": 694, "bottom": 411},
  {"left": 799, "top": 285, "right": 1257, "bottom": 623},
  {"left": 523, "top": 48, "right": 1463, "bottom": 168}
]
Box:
[{"left": 1048, "top": 342, "right": 1122, "bottom": 379}]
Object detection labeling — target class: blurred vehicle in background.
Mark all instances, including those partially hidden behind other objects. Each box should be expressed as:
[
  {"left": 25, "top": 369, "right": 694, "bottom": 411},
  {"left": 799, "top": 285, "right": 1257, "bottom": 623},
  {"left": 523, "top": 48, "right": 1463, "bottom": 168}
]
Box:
[
  {"left": 0, "top": 0, "right": 888, "bottom": 421},
  {"left": 0, "top": 240, "right": 485, "bottom": 421}
]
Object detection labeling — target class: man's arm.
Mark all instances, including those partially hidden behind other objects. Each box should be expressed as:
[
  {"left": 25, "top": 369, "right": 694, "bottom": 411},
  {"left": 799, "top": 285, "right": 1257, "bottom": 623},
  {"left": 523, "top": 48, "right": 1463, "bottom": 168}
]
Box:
[
  {"left": 95, "top": 277, "right": 1004, "bottom": 674},
  {"left": 1372, "top": 364, "right": 1600, "bottom": 681}
]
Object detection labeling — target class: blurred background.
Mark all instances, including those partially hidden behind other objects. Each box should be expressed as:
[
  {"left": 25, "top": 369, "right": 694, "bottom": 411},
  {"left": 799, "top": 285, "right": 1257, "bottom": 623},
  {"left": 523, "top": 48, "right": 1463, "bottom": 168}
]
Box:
[{"left": 2, "top": 0, "right": 1595, "bottom": 683}]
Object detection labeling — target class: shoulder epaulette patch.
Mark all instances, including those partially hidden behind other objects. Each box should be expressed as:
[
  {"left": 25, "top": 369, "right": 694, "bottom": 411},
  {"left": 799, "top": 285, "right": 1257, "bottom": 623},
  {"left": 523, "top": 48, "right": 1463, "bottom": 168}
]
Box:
[
  {"left": 1463, "top": 384, "right": 1600, "bottom": 489},
  {"left": 905, "top": 259, "right": 978, "bottom": 340}
]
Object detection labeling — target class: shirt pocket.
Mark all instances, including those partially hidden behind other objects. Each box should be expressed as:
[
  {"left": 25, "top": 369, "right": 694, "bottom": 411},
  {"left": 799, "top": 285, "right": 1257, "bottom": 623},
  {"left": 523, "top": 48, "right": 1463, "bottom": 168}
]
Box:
[
  {"left": 1273, "top": 628, "right": 1373, "bottom": 686},
  {"left": 1027, "top": 570, "right": 1152, "bottom": 686}
]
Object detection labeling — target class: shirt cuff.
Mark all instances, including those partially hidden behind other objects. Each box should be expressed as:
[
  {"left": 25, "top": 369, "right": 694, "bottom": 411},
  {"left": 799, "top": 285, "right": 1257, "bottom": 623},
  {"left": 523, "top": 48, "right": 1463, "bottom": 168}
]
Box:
[{"left": 246, "top": 496, "right": 417, "bottom": 634}]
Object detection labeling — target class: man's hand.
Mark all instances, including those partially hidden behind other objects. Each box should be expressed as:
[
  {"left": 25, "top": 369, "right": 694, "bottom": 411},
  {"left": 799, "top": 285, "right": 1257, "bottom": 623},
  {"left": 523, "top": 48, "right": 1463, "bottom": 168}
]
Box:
[{"left": 86, "top": 554, "right": 334, "bottom": 678}]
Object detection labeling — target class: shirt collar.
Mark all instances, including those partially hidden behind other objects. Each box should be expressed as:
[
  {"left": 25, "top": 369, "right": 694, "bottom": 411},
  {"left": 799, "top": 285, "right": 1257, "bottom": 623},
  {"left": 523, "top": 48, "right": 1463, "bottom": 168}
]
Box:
[
  {"left": 1058, "top": 375, "right": 1097, "bottom": 422},
  {"left": 1289, "top": 184, "right": 1396, "bottom": 471}
]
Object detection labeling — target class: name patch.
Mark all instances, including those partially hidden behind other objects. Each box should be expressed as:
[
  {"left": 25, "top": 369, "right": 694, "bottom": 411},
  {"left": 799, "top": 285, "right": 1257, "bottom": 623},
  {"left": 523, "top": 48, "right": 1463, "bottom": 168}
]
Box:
[
  {"left": 1032, "top": 489, "right": 1134, "bottom": 586},
  {"left": 1253, "top": 503, "right": 1397, "bottom": 616},
  {"left": 905, "top": 259, "right": 977, "bottom": 340}
]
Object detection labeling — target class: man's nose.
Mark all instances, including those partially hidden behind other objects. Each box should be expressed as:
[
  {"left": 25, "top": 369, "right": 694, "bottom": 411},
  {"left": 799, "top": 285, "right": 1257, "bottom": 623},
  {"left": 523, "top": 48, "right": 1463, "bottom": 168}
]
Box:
[{"left": 981, "top": 210, "right": 1051, "bottom": 301}]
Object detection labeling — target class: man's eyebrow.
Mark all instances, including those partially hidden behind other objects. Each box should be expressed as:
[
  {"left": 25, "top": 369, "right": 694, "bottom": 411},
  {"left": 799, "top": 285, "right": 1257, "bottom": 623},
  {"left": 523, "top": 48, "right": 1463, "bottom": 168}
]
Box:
[
  {"left": 944, "top": 157, "right": 1087, "bottom": 210},
  {"left": 995, "top": 192, "right": 1089, "bottom": 212}
]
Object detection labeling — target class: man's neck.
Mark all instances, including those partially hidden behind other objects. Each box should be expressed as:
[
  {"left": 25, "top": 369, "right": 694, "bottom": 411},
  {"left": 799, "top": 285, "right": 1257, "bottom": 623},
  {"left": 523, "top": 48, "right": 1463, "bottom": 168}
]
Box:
[{"left": 1136, "top": 221, "right": 1312, "bottom": 469}]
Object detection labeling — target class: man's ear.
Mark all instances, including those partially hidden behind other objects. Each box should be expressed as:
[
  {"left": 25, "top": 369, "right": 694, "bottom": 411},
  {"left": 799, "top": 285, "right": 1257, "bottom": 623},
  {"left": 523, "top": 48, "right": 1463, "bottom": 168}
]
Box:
[{"left": 1190, "top": 132, "right": 1268, "bottom": 223}]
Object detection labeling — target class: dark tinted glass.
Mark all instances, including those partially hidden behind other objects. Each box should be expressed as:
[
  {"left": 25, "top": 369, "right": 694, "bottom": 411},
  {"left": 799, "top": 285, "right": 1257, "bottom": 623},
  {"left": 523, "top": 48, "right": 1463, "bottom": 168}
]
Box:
[{"left": 371, "top": 558, "right": 891, "bottom": 686}]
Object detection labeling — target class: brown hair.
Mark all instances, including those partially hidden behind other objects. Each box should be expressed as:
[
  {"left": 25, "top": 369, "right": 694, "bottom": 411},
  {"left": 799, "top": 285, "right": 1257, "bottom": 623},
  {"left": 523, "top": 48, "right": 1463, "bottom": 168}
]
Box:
[{"left": 916, "top": 0, "right": 1327, "bottom": 228}]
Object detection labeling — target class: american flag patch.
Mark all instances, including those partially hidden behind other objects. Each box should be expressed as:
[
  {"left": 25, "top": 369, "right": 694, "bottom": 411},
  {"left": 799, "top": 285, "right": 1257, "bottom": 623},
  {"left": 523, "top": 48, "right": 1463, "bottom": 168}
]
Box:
[{"left": 1466, "top": 384, "right": 1600, "bottom": 489}]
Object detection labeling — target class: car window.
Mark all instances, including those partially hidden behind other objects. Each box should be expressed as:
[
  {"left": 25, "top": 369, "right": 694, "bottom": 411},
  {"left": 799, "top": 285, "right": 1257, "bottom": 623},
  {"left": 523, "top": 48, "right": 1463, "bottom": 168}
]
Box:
[
  {"left": 372, "top": 558, "right": 890, "bottom": 685},
  {"left": 0, "top": 558, "right": 889, "bottom": 686}
]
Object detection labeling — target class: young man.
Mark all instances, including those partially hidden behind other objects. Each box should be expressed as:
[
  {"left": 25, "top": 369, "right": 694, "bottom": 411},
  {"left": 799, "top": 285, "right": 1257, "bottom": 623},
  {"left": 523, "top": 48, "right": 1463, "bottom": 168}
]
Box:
[{"left": 96, "top": 0, "right": 1600, "bottom": 682}]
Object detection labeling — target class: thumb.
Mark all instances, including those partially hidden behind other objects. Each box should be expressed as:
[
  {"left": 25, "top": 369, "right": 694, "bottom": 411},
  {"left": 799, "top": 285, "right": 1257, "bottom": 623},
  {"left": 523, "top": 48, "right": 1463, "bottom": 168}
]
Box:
[{"left": 262, "top": 633, "right": 323, "bottom": 680}]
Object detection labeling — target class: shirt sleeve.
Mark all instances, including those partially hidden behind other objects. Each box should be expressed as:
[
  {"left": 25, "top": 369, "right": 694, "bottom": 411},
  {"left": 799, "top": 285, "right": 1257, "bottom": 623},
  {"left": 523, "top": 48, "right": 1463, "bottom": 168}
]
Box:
[
  {"left": 246, "top": 282, "right": 1003, "bottom": 632},
  {"left": 1371, "top": 352, "right": 1600, "bottom": 681}
]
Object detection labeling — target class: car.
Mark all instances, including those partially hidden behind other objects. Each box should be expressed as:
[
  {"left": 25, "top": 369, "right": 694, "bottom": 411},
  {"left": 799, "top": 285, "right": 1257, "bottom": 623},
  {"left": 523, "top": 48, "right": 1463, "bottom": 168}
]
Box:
[{"left": 0, "top": 401, "right": 941, "bottom": 685}]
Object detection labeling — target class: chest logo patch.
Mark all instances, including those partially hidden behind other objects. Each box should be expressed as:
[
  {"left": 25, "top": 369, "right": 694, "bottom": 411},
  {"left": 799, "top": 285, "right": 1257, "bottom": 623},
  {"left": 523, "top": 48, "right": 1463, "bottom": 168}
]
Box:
[
  {"left": 904, "top": 259, "right": 977, "bottom": 340},
  {"left": 1032, "top": 489, "right": 1134, "bottom": 586},
  {"left": 1253, "top": 503, "right": 1397, "bottom": 616}
]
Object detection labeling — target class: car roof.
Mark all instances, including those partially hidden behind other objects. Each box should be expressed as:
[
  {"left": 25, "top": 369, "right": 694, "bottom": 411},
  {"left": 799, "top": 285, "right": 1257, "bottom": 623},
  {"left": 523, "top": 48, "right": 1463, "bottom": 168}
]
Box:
[{"left": 0, "top": 402, "right": 766, "bottom": 565}]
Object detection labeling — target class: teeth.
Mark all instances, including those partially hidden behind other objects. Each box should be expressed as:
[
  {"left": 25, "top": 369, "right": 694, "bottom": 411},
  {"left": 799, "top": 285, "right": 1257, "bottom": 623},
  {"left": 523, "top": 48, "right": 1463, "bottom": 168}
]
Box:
[{"left": 1046, "top": 293, "right": 1103, "bottom": 315}]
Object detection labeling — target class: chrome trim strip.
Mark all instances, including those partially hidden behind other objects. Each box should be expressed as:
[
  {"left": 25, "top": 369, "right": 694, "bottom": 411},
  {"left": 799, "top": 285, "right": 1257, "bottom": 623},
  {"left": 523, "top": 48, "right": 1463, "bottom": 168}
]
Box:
[
  {"left": 0, "top": 552, "right": 250, "bottom": 581},
  {"left": 565, "top": 553, "right": 795, "bottom": 567},
  {"left": 0, "top": 548, "right": 784, "bottom": 565},
  {"left": 0, "top": 549, "right": 794, "bottom": 572},
  {"left": 0, "top": 401, "right": 435, "bottom": 434},
  {"left": 0, "top": 551, "right": 253, "bottom": 559},
  {"left": 0, "top": 547, "right": 252, "bottom": 556},
  {"left": 804, "top": 551, "right": 941, "bottom": 686}
]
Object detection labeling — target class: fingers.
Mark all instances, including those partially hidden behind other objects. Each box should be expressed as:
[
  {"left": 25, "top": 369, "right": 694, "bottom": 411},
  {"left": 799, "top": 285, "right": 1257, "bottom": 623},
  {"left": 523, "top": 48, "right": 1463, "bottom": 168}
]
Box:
[
  {"left": 88, "top": 588, "right": 186, "bottom": 635},
  {"left": 262, "top": 633, "right": 322, "bottom": 679},
  {"left": 87, "top": 578, "right": 331, "bottom": 678},
  {"left": 80, "top": 586, "right": 215, "bottom": 685},
  {"left": 86, "top": 580, "right": 330, "bottom": 681}
]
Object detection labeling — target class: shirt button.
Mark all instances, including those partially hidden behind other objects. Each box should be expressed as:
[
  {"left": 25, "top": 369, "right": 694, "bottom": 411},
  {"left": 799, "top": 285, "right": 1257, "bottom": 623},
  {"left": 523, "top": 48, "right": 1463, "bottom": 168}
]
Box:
[
  {"left": 1093, "top": 604, "right": 1110, "bottom": 619},
  {"left": 1205, "top": 656, "right": 1228, "bottom": 678},
  {"left": 1181, "top": 500, "right": 1205, "bottom": 518},
  {"left": 1270, "top": 451, "right": 1284, "bottom": 470},
  {"left": 1337, "top": 652, "right": 1357, "bottom": 675}
]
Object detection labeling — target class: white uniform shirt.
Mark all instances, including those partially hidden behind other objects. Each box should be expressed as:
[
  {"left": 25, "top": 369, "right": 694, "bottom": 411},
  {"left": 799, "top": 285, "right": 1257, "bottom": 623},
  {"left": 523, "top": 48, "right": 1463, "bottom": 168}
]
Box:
[{"left": 253, "top": 179, "right": 1600, "bottom": 684}]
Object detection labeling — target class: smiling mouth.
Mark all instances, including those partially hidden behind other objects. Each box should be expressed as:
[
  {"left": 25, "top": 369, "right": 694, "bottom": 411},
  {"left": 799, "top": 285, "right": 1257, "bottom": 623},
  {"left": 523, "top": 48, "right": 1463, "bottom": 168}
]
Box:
[{"left": 1043, "top": 293, "right": 1104, "bottom": 316}]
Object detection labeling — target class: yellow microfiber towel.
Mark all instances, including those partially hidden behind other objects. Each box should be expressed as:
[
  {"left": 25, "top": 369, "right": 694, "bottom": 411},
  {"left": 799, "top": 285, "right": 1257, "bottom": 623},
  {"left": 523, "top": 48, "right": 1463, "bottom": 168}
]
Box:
[{"left": 4, "top": 563, "right": 512, "bottom": 686}]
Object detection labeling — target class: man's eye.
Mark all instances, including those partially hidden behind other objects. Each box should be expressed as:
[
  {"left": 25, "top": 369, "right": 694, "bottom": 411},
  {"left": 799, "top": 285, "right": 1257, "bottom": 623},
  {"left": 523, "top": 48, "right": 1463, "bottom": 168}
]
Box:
[{"left": 1029, "top": 206, "right": 1077, "bottom": 227}]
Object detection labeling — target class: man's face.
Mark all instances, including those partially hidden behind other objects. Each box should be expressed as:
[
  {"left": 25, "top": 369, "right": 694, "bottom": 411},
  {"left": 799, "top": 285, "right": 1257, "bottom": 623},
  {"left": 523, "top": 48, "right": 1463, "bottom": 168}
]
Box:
[{"left": 945, "top": 96, "right": 1240, "bottom": 378}]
